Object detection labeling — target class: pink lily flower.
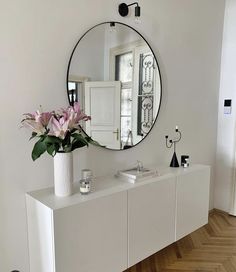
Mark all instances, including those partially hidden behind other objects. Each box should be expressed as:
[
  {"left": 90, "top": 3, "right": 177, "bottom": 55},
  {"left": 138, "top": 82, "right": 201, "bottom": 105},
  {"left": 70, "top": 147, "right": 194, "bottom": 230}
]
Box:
[
  {"left": 21, "top": 110, "right": 53, "bottom": 136},
  {"left": 59, "top": 102, "right": 91, "bottom": 130},
  {"left": 48, "top": 116, "right": 69, "bottom": 139},
  {"left": 21, "top": 102, "right": 95, "bottom": 161},
  {"left": 21, "top": 119, "right": 46, "bottom": 135},
  {"left": 73, "top": 102, "right": 91, "bottom": 123},
  {"left": 23, "top": 113, "right": 35, "bottom": 119},
  {"left": 34, "top": 111, "right": 52, "bottom": 127}
]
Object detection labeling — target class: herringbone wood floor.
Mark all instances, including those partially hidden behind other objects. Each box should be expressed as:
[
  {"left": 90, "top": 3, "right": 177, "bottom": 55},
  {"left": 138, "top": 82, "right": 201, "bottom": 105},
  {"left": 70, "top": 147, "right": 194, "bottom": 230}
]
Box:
[{"left": 124, "top": 210, "right": 236, "bottom": 272}]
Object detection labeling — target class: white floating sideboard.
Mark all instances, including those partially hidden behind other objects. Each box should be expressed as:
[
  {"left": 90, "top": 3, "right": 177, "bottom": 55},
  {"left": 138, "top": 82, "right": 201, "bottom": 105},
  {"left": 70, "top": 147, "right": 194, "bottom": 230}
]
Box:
[{"left": 26, "top": 164, "right": 210, "bottom": 272}]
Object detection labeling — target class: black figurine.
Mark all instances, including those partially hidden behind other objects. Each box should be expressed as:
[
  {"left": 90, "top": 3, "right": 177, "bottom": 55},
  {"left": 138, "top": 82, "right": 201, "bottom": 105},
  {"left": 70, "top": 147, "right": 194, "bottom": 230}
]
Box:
[{"left": 165, "top": 126, "right": 182, "bottom": 167}]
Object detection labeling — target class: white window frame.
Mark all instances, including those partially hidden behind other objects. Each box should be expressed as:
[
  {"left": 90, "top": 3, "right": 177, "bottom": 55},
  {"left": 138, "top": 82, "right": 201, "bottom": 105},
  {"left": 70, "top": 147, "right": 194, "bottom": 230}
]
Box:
[{"left": 109, "top": 40, "right": 158, "bottom": 145}]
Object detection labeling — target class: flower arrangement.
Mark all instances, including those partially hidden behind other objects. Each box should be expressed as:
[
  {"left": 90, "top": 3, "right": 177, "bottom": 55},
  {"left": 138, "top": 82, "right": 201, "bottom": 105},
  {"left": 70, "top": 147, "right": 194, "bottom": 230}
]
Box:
[{"left": 21, "top": 102, "right": 97, "bottom": 161}]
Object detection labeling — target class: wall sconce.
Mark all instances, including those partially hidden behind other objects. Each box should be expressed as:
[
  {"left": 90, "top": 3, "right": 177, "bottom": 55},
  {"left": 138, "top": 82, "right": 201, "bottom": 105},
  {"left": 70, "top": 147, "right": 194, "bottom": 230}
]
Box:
[{"left": 118, "top": 2, "right": 141, "bottom": 18}]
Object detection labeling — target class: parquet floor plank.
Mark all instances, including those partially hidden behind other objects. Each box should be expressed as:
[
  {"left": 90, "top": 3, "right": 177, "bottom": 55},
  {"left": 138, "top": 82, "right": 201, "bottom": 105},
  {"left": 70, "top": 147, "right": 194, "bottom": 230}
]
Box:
[{"left": 124, "top": 211, "right": 236, "bottom": 272}]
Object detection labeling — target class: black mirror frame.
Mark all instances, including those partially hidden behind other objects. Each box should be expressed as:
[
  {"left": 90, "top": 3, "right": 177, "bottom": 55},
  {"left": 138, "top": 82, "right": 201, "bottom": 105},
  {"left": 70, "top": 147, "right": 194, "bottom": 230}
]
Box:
[{"left": 66, "top": 21, "right": 162, "bottom": 151}]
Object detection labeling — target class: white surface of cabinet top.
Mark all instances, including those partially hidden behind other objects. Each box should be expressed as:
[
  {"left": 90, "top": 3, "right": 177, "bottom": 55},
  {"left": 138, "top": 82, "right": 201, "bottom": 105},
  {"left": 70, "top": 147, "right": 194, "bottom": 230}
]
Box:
[{"left": 27, "top": 164, "right": 209, "bottom": 210}]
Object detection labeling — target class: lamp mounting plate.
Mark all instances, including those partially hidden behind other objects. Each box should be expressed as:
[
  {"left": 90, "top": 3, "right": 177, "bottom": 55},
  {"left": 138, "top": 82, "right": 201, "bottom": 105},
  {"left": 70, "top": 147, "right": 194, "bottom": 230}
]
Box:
[{"left": 119, "top": 3, "right": 129, "bottom": 17}]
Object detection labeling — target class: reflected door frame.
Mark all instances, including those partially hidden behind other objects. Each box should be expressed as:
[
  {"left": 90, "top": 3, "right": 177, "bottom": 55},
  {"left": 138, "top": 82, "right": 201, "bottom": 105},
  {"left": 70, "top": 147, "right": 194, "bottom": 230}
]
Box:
[{"left": 68, "top": 75, "right": 89, "bottom": 110}]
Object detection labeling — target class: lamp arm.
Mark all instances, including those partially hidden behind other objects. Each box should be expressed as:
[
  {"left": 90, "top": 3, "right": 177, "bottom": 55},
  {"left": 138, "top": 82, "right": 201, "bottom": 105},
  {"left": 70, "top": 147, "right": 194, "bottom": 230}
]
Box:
[{"left": 128, "top": 2, "right": 139, "bottom": 7}]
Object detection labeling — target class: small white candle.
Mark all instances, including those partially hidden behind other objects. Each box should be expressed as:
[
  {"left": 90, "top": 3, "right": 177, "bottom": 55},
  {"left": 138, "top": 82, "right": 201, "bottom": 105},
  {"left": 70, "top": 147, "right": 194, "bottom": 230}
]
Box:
[{"left": 175, "top": 125, "right": 178, "bottom": 130}]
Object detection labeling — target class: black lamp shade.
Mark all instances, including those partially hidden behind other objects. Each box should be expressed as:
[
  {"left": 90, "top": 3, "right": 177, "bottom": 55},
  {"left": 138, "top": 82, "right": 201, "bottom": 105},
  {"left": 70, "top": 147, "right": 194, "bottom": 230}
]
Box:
[{"left": 135, "top": 5, "right": 141, "bottom": 17}]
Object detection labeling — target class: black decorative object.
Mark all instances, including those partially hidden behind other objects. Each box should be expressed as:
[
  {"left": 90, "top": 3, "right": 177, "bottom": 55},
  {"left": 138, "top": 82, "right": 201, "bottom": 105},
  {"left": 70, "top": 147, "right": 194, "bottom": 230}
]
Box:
[
  {"left": 110, "top": 22, "right": 115, "bottom": 27},
  {"left": 118, "top": 2, "right": 141, "bottom": 18},
  {"left": 165, "top": 126, "right": 182, "bottom": 168},
  {"left": 170, "top": 152, "right": 179, "bottom": 167},
  {"left": 181, "top": 155, "right": 189, "bottom": 166}
]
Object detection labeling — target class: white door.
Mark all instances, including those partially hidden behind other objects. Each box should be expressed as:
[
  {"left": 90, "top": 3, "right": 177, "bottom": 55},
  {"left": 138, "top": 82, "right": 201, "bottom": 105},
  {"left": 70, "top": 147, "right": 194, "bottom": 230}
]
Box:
[{"left": 85, "top": 81, "right": 121, "bottom": 149}]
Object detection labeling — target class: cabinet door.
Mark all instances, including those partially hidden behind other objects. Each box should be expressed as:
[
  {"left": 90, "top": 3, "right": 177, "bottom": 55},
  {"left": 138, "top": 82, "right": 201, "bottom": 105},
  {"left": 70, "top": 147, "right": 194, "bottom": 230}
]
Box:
[
  {"left": 176, "top": 167, "right": 210, "bottom": 240},
  {"left": 26, "top": 195, "right": 55, "bottom": 272},
  {"left": 53, "top": 191, "right": 127, "bottom": 272},
  {"left": 128, "top": 176, "right": 176, "bottom": 267}
]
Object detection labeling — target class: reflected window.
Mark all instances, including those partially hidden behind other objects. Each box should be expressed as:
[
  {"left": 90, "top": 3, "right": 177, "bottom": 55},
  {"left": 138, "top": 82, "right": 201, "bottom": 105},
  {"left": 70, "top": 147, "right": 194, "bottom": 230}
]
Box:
[
  {"left": 68, "top": 81, "right": 85, "bottom": 110},
  {"left": 137, "top": 53, "right": 155, "bottom": 136},
  {"left": 115, "top": 52, "right": 133, "bottom": 82},
  {"left": 115, "top": 52, "right": 133, "bottom": 148},
  {"left": 113, "top": 43, "right": 157, "bottom": 148},
  {"left": 121, "top": 88, "right": 132, "bottom": 146},
  {"left": 121, "top": 88, "right": 132, "bottom": 116},
  {"left": 68, "top": 81, "right": 78, "bottom": 105}
]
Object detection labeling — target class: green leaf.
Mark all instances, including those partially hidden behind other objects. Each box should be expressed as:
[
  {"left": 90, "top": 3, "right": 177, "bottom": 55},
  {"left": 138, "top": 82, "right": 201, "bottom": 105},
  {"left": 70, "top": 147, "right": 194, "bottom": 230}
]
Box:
[
  {"left": 44, "top": 136, "right": 61, "bottom": 145},
  {"left": 62, "top": 133, "right": 71, "bottom": 148},
  {"left": 64, "top": 145, "right": 72, "bottom": 153},
  {"left": 31, "top": 139, "right": 47, "bottom": 161},
  {"left": 69, "top": 133, "right": 90, "bottom": 152},
  {"left": 43, "top": 136, "right": 61, "bottom": 157},
  {"left": 71, "top": 140, "right": 87, "bottom": 152},
  {"left": 72, "top": 133, "right": 89, "bottom": 146},
  {"left": 29, "top": 132, "right": 37, "bottom": 140},
  {"left": 85, "top": 136, "right": 102, "bottom": 147},
  {"left": 70, "top": 128, "right": 78, "bottom": 134},
  {"left": 46, "top": 143, "right": 60, "bottom": 157}
]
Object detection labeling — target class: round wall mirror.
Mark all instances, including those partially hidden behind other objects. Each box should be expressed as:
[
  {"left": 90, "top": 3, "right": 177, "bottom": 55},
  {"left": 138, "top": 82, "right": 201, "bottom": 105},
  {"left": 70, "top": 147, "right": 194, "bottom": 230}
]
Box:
[{"left": 67, "top": 22, "right": 162, "bottom": 150}]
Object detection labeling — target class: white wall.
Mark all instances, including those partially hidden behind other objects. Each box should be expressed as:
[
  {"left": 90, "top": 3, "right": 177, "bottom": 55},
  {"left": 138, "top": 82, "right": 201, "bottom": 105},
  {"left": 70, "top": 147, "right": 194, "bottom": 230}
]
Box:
[
  {"left": 0, "top": 0, "right": 225, "bottom": 271},
  {"left": 215, "top": 0, "right": 236, "bottom": 212},
  {"left": 70, "top": 23, "right": 142, "bottom": 81},
  {"left": 104, "top": 23, "right": 142, "bottom": 80},
  {"left": 69, "top": 26, "right": 105, "bottom": 81}
]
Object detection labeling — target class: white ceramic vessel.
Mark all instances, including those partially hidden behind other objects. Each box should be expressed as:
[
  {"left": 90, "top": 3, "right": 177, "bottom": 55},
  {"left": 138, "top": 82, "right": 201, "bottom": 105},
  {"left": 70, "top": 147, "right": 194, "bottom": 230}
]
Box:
[{"left": 53, "top": 152, "right": 73, "bottom": 197}]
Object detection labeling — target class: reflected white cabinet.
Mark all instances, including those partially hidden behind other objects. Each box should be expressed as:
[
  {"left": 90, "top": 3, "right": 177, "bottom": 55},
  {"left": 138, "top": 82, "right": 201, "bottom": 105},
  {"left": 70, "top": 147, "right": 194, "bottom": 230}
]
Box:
[
  {"left": 26, "top": 190, "right": 127, "bottom": 272},
  {"left": 176, "top": 167, "right": 210, "bottom": 240},
  {"left": 128, "top": 176, "right": 176, "bottom": 267},
  {"left": 26, "top": 164, "right": 210, "bottom": 272}
]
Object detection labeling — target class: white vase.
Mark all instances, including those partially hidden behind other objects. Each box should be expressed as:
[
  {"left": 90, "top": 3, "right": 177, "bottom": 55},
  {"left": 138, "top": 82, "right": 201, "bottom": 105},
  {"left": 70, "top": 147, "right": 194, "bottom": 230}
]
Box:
[{"left": 53, "top": 152, "right": 73, "bottom": 197}]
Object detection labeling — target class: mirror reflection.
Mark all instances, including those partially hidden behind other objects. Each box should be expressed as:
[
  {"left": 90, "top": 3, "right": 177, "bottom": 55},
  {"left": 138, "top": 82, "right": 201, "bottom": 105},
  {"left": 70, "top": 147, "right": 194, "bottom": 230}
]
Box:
[{"left": 67, "top": 22, "right": 162, "bottom": 150}]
